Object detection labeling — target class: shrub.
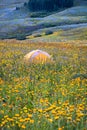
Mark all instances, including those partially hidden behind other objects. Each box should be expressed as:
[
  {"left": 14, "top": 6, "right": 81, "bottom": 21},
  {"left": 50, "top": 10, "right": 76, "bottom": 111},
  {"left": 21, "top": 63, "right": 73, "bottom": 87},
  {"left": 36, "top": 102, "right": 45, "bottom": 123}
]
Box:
[
  {"left": 16, "top": 7, "right": 20, "bottom": 10},
  {"left": 16, "top": 35, "right": 26, "bottom": 40},
  {"left": 45, "top": 30, "right": 53, "bottom": 35},
  {"left": 30, "top": 12, "right": 48, "bottom": 18},
  {"left": 24, "top": 2, "right": 27, "bottom": 6}
]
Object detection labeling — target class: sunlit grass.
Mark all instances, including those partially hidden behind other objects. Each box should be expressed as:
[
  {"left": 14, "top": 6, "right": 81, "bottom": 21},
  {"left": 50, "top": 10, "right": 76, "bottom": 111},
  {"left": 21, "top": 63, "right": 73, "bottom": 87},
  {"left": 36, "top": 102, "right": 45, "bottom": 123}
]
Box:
[{"left": 0, "top": 40, "right": 87, "bottom": 130}]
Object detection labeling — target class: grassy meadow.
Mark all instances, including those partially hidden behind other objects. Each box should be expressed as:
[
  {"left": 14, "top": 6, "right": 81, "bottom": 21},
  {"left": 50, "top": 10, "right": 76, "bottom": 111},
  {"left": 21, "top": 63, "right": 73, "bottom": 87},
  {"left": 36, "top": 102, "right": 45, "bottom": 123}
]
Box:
[{"left": 0, "top": 40, "right": 87, "bottom": 130}]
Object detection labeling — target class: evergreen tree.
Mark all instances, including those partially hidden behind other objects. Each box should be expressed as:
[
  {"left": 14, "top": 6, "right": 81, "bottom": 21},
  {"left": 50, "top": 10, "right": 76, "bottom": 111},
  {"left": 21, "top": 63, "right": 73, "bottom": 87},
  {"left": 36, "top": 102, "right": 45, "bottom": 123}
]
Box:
[{"left": 28, "top": 0, "right": 74, "bottom": 11}]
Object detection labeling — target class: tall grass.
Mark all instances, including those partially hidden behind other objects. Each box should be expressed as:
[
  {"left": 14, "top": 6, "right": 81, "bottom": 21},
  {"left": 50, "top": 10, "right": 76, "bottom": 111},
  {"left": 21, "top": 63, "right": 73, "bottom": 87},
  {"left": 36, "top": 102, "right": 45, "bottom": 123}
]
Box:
[{"left": 0, "top": 40, "right": 87, "bottom": 130}]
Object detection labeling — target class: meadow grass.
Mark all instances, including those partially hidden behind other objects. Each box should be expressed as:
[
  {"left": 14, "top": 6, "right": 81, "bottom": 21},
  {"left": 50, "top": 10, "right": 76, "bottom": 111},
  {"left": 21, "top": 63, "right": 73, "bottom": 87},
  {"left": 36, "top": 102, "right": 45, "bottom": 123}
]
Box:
[
  {"left": 0, "top": 40, "right": 87, "bottom": 130},
  {"left": 27, "top": 28, "right": 87, "bottom": 43}
]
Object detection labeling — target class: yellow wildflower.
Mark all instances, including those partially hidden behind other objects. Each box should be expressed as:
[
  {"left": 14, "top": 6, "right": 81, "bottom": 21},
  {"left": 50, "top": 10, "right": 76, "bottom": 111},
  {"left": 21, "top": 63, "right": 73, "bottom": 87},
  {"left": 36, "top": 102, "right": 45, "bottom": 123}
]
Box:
[{"left": 21, "top": 125, "right": 26, "bottom": 129}]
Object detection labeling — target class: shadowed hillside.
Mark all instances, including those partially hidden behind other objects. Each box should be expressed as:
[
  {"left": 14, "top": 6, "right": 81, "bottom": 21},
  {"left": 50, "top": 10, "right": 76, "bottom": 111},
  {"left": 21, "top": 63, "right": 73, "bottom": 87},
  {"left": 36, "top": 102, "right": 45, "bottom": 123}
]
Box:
[
  {"left": 0, "top": 0, "right": 28, "bottom": 7},
  {"left": 0, "top": 0, "right": 87, "bottom": 40}
]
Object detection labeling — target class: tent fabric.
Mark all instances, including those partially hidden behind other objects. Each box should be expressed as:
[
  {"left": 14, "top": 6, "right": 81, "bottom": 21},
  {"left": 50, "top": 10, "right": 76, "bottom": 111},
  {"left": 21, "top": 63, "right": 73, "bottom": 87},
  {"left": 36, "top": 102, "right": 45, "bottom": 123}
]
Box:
[{"left": 24, "top": 49, "right": 52, "bottom": 64}]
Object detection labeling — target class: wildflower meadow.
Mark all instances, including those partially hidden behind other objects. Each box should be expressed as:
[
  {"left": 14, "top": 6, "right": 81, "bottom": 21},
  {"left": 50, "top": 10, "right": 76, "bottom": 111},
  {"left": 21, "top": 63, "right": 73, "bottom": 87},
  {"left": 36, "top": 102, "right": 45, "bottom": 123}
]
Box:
[{"left": 0, "top": 40, "right": 87, "bottom": 130}]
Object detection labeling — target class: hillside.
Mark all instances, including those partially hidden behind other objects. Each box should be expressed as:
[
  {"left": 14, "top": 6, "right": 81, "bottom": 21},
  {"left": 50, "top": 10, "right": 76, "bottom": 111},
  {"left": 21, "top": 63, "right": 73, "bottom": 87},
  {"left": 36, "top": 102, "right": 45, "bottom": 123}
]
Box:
[
  {"left": 0, "top": 0, "right": 28, "bottom": 8},
  {"left": 0, "top": 0, "right": 87, "bottom": 41}
]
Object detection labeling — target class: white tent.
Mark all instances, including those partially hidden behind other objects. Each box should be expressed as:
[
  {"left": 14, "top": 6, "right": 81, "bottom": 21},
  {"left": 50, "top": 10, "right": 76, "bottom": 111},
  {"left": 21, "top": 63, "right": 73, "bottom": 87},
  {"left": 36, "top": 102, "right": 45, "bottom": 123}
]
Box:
[{"left": 24, "top": 49, "right": 53, "bottom": 64}]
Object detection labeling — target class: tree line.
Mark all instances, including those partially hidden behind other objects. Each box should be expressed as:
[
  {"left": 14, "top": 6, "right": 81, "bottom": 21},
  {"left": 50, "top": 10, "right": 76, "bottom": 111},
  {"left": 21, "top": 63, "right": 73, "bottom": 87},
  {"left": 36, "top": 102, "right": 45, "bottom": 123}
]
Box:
[{"left": 28, "top": 0, "right": 74, "bottom": 11}]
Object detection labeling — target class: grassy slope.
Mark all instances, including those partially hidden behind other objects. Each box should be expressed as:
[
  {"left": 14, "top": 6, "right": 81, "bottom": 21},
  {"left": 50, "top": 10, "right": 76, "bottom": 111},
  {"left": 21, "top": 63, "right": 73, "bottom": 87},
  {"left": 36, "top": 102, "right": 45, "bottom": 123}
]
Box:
[
  {"left": 0, "top": 5, "right": 87, "bottom": 40},
  {"left": 0, "top": 39, "right": 87, "bottom": 130},
  {"left": 26, "top": 6, "right": 87, "bottom": 42},
  {"left": 0, "top": 0, "right": 87, "bottom": 41},
  {"left": 0, "top": 0, "right": 28, "bottom": 7}
]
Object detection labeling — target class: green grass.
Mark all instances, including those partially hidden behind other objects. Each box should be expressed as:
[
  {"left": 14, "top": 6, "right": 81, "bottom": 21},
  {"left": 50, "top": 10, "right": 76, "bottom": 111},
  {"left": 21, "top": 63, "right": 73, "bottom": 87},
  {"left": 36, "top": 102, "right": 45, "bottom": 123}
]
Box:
[
  {"left": 28, "top": 27, "right": 87, "bottom": 42},
  {"left": 0, "top": 40, "right": 87, "bottom": 130},
  {"left": 61, "top": 27, "right": 87, "bottom": 40}
]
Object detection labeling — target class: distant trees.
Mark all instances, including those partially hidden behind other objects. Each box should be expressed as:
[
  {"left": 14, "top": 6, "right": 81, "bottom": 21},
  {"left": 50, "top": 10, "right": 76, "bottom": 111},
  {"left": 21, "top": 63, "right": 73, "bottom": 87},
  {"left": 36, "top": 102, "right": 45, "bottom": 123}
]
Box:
[
  {"left": 28, "top": 0, "right": 74, "bottom": 11},
  {"left": 65, "top": 0, "right": 74, "bottom": 7}
]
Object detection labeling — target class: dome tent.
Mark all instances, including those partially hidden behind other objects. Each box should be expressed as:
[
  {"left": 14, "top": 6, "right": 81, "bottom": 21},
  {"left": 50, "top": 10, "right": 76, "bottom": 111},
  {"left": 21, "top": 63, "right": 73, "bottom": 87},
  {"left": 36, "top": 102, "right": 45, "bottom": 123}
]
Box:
[{"left": 24, "top": 49, "right": 53, "bottom": 64}]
